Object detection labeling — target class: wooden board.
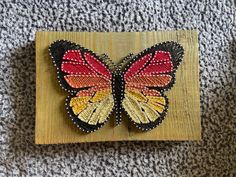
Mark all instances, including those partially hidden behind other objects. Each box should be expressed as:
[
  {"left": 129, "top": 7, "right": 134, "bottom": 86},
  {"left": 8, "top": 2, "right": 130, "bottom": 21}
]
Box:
[{"left": 35, "top": 30, "right": 201, "bottom": 144}]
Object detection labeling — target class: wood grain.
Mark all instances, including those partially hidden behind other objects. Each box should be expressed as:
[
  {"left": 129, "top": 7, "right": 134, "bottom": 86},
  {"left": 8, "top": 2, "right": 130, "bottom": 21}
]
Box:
[{"left": 35, "top": 30, "right": 201, "bottom": 144}]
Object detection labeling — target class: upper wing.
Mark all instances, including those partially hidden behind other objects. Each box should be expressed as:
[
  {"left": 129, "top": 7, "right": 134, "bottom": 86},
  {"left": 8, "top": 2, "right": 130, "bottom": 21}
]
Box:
[
  {"left": 122, "top": 41, "right": 184, "bottom": 131},
  {"left": 49, "top": 40, "right": 114, "bottom": 132}
]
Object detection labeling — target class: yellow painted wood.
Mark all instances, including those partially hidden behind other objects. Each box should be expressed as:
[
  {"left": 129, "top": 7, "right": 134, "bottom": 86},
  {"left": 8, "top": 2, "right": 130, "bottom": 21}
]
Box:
[{"left": 35, "top": 30, "right": 201, "bottom": 144}]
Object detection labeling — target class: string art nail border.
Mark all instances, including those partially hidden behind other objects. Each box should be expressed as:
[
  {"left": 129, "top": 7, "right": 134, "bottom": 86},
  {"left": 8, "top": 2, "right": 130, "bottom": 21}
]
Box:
[{"left": 49, "top": 40, "right": 184, "bottom": 133}]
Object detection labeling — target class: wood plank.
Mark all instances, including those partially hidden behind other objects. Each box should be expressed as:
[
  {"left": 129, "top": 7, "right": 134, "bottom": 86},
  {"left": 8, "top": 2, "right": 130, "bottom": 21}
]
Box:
[{"left": 35, "top": 30, "right": 201, "bottom": 144}]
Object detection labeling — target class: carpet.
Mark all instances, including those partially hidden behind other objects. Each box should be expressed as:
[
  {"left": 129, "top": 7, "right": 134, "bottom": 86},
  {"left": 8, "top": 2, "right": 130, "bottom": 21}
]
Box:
[{"left": 0, "top": 0, "right": 235, "bottom": 176}]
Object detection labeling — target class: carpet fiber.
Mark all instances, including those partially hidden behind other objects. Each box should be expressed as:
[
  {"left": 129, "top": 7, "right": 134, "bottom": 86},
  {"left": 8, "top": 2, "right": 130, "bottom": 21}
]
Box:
[{"left": 0, "top": 0, "right": 235, "bottom": 176}]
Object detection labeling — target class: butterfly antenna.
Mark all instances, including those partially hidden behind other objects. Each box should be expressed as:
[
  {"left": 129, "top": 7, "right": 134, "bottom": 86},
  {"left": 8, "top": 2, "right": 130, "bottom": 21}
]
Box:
[
  {"left": 118, "top": 53, "right": 134, "bottom": 70},
  {"left": 99, "top": 53, "right": 117, "bottom": 72}
]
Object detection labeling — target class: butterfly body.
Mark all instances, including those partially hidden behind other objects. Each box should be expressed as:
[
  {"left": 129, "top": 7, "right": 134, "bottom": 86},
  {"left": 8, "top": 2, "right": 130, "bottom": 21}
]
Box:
[
  {"left": 112, "top": 71, "right": 125, "bottom": 125},
  {"left": 49, "top": 40, "right": 184, "bottom": 133}
]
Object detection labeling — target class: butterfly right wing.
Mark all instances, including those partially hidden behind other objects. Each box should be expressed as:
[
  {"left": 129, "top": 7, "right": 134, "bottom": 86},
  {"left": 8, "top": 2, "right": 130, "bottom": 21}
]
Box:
[{"left": 122, "top": 41, "right": 184, "bottom": 131}]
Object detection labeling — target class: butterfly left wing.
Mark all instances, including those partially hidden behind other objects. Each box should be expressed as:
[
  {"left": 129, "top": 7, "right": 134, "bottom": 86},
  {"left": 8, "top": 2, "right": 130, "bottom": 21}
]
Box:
[
  {"left": 49, "top": 40, "right": 114, "bottom": 132},
  {"left": 122, "top": 41, "right": 184, "bottom": 131}
]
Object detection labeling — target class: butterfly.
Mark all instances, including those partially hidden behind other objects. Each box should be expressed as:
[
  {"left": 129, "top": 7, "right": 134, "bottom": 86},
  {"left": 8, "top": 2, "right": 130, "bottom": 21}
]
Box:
[{"left": 49, "top": 40, "right": 184, "bottom": 133}]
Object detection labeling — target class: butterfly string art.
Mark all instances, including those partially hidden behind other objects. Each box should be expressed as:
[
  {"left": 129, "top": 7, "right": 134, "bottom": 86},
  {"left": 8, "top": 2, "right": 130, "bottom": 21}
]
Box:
[{"left": 49, "top": 40, "right": 184, "bottom": 133}]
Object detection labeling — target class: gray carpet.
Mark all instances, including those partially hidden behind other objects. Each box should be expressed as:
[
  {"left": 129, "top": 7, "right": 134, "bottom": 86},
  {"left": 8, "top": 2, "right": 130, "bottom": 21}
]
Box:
[{"left": 0, "top": 0, "right": 235, "bottom": 176}]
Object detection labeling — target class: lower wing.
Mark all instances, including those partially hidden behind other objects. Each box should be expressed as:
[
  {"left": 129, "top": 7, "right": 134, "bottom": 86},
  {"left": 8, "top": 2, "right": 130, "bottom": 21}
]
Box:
[
  {"left": 66, "top": 87, "right": 114, "bottom": 132},
  {"left": 122, "top": 87, "right": 168, "bottom": 131}
]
